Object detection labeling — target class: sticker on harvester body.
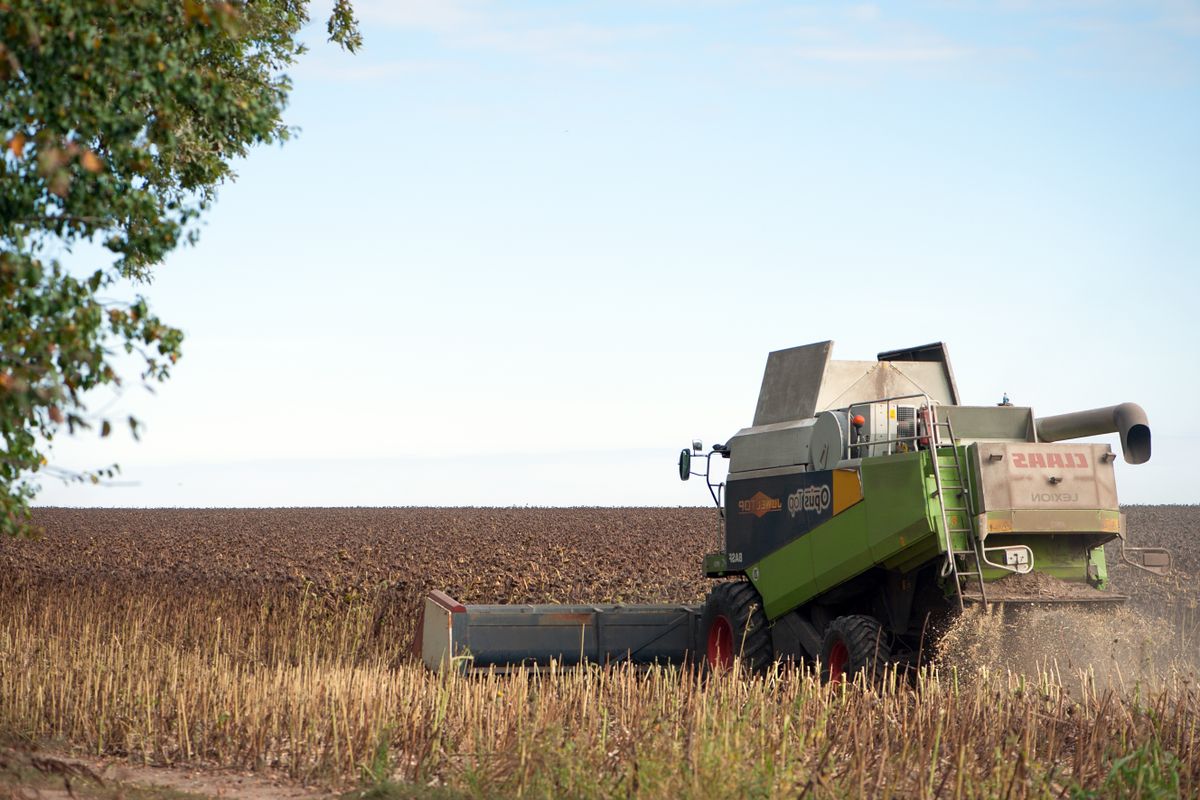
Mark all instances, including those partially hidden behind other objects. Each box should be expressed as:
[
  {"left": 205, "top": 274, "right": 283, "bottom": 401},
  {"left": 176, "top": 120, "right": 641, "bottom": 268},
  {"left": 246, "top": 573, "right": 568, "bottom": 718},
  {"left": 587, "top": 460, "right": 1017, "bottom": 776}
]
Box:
[
  {"left": 787, "top": 485, "right": 831, "bottom": 516},
  {"left": 725, "top": 469, "right": 862, "bottom": 566},
  {"left": 973, "top": 442, "right": 1119, "bottom": 512}
]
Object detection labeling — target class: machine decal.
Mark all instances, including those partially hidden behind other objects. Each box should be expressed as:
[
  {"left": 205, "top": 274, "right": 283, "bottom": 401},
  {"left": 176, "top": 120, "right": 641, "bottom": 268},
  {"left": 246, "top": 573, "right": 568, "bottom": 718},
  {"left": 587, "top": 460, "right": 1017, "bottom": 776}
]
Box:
[
  {"left": 726, "top": 469, "right": 863, "bottom": 565},
  {"left": 1030, "top": 491, "right": 1079, "bottom": 503},
  {"left": 787, "top": 485, "right": 830, "bottom": 516},
  {"left": 1012, "top": 452, "right": 1089, "bottom": 469},
  {"left": 737, "top": 492, "right": 782, "bottom": 518}
]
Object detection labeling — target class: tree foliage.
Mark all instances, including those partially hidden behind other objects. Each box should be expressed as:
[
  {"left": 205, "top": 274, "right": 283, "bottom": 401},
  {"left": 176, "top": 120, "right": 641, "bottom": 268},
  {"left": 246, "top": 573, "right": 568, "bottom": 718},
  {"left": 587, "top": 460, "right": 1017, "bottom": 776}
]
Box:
[{"left": 0, "top": 0, "right": 358, "bottom": 535}]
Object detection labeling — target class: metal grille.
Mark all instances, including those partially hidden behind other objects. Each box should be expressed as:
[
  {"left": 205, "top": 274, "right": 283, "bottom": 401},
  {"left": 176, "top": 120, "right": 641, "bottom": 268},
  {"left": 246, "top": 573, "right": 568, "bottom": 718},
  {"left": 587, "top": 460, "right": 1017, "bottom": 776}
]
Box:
[{"left": 895, "top": 405, "right": 918, "bottom": 441}]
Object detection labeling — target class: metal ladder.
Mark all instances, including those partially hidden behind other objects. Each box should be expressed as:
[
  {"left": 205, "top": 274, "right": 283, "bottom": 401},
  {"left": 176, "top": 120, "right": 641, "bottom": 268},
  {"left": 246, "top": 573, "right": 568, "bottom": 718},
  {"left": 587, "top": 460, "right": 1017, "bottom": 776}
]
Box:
[{"left": 927, "top": 412, "right": 989, "bottom": 610}]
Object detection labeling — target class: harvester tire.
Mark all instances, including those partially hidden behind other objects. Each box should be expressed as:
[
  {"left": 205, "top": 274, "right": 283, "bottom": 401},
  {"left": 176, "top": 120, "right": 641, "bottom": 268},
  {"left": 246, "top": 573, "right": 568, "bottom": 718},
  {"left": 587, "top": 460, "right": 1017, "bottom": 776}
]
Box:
[
  {"left": 820, "top": 615, "right": 891, "bottom": 684},
  {"left": 700, "top": 581, "right": 772, "bottom": 672}
]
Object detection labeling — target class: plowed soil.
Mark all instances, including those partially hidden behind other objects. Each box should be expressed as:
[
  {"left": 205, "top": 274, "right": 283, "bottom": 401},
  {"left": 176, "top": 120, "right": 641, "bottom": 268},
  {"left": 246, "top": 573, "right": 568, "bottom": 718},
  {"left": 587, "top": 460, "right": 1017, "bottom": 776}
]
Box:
[
  {"left": 3, "top": 505, "right": 1197, "bottom": 644},
  {"left": 5, "top": 507, "right": 718, "bottom": 601},
  {"left": 4, "top": 508, "right": 719, "bottom": 650},
  {"left": 1107, "top": 505, "right": 1200, "bottom": 614}
]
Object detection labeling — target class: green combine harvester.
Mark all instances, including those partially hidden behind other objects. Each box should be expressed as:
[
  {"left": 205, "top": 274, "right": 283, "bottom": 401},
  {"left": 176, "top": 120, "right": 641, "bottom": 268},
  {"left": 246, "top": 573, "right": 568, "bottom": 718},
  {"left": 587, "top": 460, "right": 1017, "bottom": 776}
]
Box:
[{"left": 421, "top": 341, "right": 1171, "bottom": 680}]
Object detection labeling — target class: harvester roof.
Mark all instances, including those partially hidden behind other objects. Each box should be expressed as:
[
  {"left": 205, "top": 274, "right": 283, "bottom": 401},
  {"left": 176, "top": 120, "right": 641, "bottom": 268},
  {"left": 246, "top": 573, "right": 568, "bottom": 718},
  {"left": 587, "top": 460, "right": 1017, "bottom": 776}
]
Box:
[{"left": 752, "top": 340, "right": 961, "bottom": 426}]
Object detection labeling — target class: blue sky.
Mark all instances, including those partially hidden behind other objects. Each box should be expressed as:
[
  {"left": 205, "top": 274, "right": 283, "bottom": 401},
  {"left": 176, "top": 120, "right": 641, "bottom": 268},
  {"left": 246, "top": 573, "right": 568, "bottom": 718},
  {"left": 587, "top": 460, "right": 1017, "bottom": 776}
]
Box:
[{"left": 37, "top": 0, "right": 1199, "bottom": 506}]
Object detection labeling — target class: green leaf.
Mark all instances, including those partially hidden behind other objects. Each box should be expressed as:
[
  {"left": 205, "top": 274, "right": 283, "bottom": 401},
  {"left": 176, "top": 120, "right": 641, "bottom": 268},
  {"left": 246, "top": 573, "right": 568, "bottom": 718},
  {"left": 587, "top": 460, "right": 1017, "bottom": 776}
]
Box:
[{"left": 0, "top": 0, "right": 358, "bottom": 536}]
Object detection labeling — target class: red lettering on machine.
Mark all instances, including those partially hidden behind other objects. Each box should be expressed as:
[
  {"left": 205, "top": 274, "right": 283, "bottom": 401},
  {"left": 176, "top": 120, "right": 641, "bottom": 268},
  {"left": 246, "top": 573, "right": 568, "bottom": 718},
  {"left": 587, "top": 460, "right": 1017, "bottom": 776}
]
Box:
[{"left": 1011, "top": 452, "right": 1089, "bottom": 469}]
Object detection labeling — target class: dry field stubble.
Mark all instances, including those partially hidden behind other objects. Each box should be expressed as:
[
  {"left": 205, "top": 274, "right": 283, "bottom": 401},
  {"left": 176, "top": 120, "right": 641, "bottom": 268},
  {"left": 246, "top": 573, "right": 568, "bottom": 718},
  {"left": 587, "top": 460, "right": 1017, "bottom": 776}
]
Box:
[{"left": 1, "top": 506, "right": 1199, "bottom": 798}]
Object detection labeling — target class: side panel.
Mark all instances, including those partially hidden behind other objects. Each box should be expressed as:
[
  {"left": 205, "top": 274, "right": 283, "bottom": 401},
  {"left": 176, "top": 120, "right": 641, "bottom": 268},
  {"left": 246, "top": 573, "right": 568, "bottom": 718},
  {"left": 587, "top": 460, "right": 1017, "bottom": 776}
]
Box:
[
  {"left": 861, "top": 451, "right": 940, "bottom": 568},
  {"left": 940, "top": 405, "right": 1034, "bottom": 441},
  {"left": 975, "top": 442, "right": 1118, "bottom": 511},
  {"left": 726, "top": 418, "right": 816, "bottom": 473},
  {"left": 752, "top": 504, "right": 866, "bottom": 620},
  {"left": 750, "top": 452, "right": 943, "bottom": 620},
  {"left": 808, "top": 502, "right": 874, "bottom": 603},
  {"left": 1089, "top": 545, "right": 1109, "bottom": 589},
  {"left": 422, "top": 599, "right": 702, "bottom": 670},
  {"left": 977, "top": 533, "right": 1107, "bottom": 583}
]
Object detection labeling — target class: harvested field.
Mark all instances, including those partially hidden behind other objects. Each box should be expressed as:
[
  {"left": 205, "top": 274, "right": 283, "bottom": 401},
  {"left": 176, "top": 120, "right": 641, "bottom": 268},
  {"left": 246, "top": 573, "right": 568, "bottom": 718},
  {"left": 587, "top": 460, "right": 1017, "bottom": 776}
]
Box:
[
  {"left": 4, "top": 505, "right": 1195, "bottom": 653},
  {"left": 10, "top": 504, "right": 1192, "bottom": 600},
  {"left": 2, "top": 508, "right": 718, "bottom": 654},
  {"left": 1107, "top": 505, "right": 1200, "bottom": 618},
  {"left": 2, "top": 505, "right": 1199, "bottom": 798},
  {"left": 3, "top": 508, "right": 717, "bottom": 601}
]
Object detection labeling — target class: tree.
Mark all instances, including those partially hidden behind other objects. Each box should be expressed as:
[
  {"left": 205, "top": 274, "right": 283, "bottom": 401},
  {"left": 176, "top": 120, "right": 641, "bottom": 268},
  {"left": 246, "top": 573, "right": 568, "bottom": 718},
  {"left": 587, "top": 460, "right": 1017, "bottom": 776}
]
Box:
[{"left": 0, "top": 0, "right": 359, "bottom": 535}]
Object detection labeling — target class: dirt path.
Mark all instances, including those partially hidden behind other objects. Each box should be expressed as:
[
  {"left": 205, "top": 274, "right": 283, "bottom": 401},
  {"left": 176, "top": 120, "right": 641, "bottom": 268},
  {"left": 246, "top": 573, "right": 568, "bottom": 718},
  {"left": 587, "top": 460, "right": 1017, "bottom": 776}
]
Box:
[{"left": 1, "top": 749, "right": 339, "bottom": 800}]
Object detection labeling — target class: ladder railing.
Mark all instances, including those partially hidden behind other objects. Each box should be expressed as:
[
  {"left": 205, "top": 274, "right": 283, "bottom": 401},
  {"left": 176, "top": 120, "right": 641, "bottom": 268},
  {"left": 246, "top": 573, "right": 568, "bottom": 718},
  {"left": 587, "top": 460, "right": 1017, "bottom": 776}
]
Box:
[{"left": 927, "top": 411, "right": 988, "bottom": 610}]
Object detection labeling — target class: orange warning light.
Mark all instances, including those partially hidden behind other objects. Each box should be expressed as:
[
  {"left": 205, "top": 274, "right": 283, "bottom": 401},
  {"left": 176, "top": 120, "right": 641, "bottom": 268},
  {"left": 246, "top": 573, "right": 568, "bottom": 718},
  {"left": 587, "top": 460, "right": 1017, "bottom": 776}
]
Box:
[{"left": 852, "top": 415, "right": 865, "bottom": 427}]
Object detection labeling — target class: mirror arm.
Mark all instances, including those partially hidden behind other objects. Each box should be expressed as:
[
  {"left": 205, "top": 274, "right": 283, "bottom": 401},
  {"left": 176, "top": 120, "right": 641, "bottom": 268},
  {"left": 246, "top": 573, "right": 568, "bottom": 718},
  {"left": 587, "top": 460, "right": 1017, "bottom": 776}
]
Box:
[
  {"left": 680, "top": 443, "right": 729, "bottom": 515},
  {"left": 704, "top": 450, "right": 725, "bottom": 514},
  {"left": 1119, "top": 536, "right": 1173, "bottom": 577}
]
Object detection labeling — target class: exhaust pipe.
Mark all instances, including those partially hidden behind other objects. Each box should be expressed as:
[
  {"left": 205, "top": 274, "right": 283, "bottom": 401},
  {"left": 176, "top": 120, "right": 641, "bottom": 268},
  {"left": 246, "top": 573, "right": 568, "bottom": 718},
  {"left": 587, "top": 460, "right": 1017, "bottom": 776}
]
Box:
[{"left": 1034, "top": 403, "right": 1151, "bottom": 465}]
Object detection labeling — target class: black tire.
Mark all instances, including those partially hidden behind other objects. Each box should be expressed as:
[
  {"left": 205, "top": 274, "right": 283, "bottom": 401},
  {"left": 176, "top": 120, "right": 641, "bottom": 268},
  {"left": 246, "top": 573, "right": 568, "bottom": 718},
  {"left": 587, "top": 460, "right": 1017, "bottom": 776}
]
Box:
[
  {"left": 700, "top": 581, "right": 772, "bottom": 672},
  {"left": 820, "top": 614, "right": 891, "bottom": 683}
]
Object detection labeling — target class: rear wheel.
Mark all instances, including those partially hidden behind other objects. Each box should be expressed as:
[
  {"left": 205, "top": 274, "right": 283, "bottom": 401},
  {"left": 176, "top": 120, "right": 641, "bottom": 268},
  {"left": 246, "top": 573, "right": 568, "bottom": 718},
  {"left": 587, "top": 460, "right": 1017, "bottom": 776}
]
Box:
[
  {"left": 820, "top": 614, "right": 891, "bottom": 683},
  {"left": 700, "top": 581, "right": 772, "bottom": 671}
]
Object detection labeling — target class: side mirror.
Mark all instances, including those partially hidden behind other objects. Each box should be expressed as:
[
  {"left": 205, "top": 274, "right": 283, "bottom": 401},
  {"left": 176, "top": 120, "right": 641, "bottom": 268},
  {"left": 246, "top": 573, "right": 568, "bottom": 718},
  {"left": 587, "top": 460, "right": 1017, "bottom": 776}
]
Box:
[{"left": 678, "top": 449, "right": 692, "bottom": 481}]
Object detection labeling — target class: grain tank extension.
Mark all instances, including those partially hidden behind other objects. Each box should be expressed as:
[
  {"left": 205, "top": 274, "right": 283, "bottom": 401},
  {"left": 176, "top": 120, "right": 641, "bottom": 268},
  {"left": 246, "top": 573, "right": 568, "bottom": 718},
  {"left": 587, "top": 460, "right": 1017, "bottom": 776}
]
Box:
[{"left": 420, "top": 341, "right": 1171, "bottom": 679}]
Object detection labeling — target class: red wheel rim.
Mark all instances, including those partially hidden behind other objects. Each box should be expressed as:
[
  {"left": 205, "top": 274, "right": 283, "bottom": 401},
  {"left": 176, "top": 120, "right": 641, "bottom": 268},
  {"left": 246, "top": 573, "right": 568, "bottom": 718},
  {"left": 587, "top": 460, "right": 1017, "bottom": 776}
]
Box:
[
  {"left": 706, "top": 615, "right": 734, "bottom": 669},
  {"left": 828, "top": 639, "right": 849, "bottom": 682}
]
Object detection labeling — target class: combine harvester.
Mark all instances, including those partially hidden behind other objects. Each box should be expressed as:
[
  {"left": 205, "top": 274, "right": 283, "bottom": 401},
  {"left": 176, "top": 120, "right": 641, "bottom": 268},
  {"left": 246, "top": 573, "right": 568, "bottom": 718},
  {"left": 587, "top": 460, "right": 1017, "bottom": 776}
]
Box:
[{"left": 421, "top": 341, "right": 1171, "bottom": 679}]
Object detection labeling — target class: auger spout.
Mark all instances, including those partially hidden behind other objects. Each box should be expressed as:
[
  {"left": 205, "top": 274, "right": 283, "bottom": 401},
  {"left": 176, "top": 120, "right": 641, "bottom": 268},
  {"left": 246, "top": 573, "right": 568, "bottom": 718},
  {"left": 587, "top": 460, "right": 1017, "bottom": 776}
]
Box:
[{"left": 1035, "top": 403, "right": 1150, "bottom": 464}]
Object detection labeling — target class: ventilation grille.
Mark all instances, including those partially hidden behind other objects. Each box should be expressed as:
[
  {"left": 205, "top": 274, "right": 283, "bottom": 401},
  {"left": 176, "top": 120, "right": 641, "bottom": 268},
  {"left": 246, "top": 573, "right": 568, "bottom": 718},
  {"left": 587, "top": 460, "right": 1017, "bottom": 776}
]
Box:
[{"left": 895, "top": 405, "right": 918, "bottom": 440}]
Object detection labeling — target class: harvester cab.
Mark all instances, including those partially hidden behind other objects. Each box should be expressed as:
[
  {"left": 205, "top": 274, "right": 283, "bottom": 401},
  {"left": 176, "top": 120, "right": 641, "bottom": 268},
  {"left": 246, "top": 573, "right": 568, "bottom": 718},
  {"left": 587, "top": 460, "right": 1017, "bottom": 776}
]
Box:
[{"left": 419, "top": 341, "right": 1171, "bottom": 679}]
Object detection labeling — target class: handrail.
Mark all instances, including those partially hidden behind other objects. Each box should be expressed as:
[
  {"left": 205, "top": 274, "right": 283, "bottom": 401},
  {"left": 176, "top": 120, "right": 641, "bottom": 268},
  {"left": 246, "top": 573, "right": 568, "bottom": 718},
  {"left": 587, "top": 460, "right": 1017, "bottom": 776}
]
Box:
[{"left": 829, "top": 392, "right": 944, "bottom": 459}]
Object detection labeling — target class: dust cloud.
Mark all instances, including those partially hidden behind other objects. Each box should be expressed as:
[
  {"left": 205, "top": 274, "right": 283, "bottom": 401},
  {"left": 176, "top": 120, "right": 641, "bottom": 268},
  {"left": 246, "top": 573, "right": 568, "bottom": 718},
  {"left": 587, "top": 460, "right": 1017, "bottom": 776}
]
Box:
[
  {"left": 935, "top": 603, "right": 1196, "bottom": 690},
  {"left": 934, "top": 507, "right": 1200, "bottom": 690}
]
